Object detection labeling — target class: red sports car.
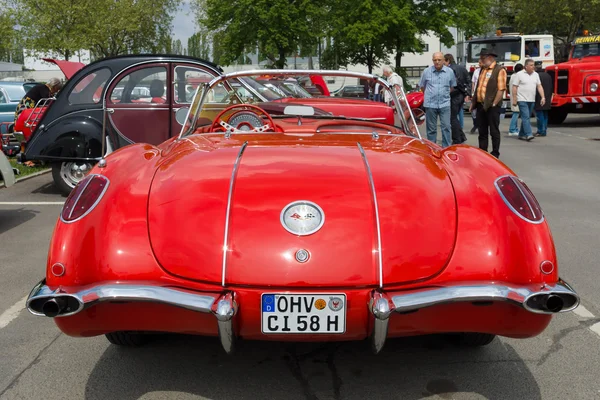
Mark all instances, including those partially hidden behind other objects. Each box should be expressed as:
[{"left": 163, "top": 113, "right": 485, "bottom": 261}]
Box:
[{"left": 26, "top": 70, "right": 579, "bottom": 354}]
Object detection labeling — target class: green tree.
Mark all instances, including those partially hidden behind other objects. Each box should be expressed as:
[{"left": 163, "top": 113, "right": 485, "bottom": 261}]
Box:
[
  {"left": 85, "top": 0, "right": 182, "bottom": 57},
  {"left": 172, "top": 39, "right": 183, "bottom": 55},
  {"left": 197, "top": 0, "right": 320, "bottom": 68},
  {"left": 188, "top": 31, "right": 211, "bottom": 59},
  {"left": 0, "top": 11, "right": 23, "bottom": 64},
  {"left": 11, "top": 0, "right": 181, "bottom": 60},
  {"left": 11, "top": 0, "right": 91, "bottom": 60}
]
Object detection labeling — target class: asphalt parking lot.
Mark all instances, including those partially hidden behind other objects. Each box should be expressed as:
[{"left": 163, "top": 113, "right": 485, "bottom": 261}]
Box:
[{"left": 1, "top": 114, "right": 599, "bottom": 399}]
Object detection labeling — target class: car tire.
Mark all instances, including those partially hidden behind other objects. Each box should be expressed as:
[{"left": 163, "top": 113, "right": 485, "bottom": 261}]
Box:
[
  {"left": 454, "top": 333, "right": 496, "bottom": 347},
  {"left": 105, "top": 331, "right": 146, "bottom": 347},
  {"left": 52, "top": 161, "right": 95, "bottom": 197}
]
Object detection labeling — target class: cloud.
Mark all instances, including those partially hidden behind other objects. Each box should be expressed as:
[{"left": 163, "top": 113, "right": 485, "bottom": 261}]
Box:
[{"left": 171, "top": 1, "right": 198, "bottom": 45}]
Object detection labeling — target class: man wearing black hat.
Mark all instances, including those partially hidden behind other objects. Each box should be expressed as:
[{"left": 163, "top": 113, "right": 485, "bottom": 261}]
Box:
[
  {"left": 534, "top": 61, "right": 553, "bottom": 136},
  {"left": 470, "top": 49, "right": 507, "bottom": 158}
]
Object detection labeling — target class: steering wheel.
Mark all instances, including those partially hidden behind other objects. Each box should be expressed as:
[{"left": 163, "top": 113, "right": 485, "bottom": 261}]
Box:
[{"left": 209, "top": 104, "right": 276, "bottom": 134}]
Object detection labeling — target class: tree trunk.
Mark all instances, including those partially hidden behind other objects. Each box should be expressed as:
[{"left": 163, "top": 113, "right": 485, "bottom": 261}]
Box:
[
  {"left": 64, "top": 49, "right": 70, "bottom": 61},
  {"left": 277, "top": 47, "right": 286, "bottom": 69}
]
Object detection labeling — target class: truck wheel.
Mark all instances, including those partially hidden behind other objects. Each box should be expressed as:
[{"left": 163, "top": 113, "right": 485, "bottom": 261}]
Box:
[
  {"left": 52, "top": 161, "right": 95, "bottom": 196},
  {"left": 548, "top": 109, "right": 568, "bottom": 125}
]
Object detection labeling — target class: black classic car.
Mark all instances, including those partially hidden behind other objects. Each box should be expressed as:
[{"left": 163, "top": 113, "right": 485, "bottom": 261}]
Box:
[{"left": 19, "top": 55, "right": 224, "bottom": 195}]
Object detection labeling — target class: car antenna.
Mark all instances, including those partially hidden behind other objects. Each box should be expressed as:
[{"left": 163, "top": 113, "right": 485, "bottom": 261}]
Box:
[{"left": 98, "top": 100, "right": 111, "bottom": 168}]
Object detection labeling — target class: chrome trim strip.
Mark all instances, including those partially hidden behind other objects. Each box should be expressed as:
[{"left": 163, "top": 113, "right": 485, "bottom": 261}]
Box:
[
  {"left": 222, "top": 141, "right": 248, "bottom": 286},
  {"left": 494, "top": 175, "right": 545, "bottom": 224},
  {"left": 357, "top": 142, "right": 383, "bottom": 288},
  {"left": 107, "top": 107, "right": 170, "bottom": 111},
  {"left": 26, "top": 280, "right": 219, "bottom": 317},
  {"left": 388, "top": 280, "right": 579, "bottom": 315}
]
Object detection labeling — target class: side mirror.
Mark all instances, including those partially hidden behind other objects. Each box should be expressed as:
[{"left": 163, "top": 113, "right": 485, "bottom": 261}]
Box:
[
  {"left": 413, "top": 108, "right": 426, "bottom": 126},
  {"left": 175, "top": 107, "right": 190, "bottom": 125}
]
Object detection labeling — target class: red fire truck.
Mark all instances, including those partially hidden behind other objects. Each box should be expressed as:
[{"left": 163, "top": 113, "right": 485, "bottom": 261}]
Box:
[{"left": 545, "top": 32, "right": 600, "bottom": 124}]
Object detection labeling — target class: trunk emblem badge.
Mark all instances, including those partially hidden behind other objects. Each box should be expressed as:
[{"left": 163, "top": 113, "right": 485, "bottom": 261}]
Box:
[
  {"left": 295, "top": 249, "right": 310, "bottom": 263},
  {"left": 281, "top": 201, "right": 325, "bottom": 236}
]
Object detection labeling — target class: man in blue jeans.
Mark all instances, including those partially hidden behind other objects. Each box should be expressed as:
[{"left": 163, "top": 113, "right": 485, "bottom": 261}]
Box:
[
  {"left": 419, "top": 52, "right": 456, "bottom": 148},
  {"left": 511, "top": 59, "right": 546, "bottom": 141}
]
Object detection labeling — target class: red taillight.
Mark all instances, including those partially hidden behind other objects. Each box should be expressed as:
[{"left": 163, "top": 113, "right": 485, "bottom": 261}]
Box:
[
  {"left": 495, "top": 175, "right": 543, "bottom": 223},
  {"left": 60, "top": 174, "right": 109, "bottom": 223}
]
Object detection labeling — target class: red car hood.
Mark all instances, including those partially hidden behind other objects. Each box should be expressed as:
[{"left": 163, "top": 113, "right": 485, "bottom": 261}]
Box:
[
  {"left": 147, "top": 134, "right": 456, "bottom": 287},
  {"left": 42, "top": 58, "right": 85, "bottom": 79}
]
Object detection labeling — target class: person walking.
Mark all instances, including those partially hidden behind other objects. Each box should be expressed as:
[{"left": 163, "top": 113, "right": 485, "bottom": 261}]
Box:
[
  {"left": 444, "top": 53, "right": 469, "bottom": 144},
  {"left": 534, "top": 61, "right": 553, "bottom": 136},
  {"left": 511, "top": 59, "right": 546, "bottom": 141},
  {"left": 470, "top": 49, "right": 507, "bottom": 158},
  {"left": 507, "top": 63, "right": 524, "bottom": 135},
  {"left": 419, "top": 52, "right": 456, "bottom": 148}
]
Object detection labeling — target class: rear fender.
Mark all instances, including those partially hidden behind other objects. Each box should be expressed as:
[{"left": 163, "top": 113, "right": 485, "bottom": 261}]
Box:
[
  {"left": 25, "top": 117, "right": 103, "bottom": 161},
  {"left": 45, "top": 143, "right": 164, "bottom": 288},
  {"left": 436, "top": 146, "right": 559, "bottom": 285}
]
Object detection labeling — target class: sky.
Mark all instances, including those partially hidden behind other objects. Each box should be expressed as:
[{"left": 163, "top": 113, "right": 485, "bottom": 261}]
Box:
[{"left": 171, "top": 1, "right": 198, "bottom": 46}]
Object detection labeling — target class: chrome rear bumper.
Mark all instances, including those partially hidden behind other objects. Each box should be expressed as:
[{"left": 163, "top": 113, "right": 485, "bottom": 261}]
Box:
[
  {"left": 368, "top": 279, "right": 579, "bottom": 353},
  {"left": 26, "top": 280, "right": 237, "bottom": 354},
  {"left": 26, "top": 278, "right": 578, "bottom": 355}
]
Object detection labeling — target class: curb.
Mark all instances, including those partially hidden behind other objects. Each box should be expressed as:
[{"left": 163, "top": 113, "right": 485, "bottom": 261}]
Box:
[{"left": 0, "top": 168, "right": 51, "bottom": 188}]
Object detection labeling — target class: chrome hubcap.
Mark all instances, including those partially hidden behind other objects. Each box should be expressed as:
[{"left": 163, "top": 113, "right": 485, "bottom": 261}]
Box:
[{"left": 60, "top": 162, "right": 93, "bottom": 188}]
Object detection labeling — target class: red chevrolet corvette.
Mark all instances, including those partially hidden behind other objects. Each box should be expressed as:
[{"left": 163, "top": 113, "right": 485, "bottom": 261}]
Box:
[{"left": 26, "top": 70, "right": 579, "bottom": 354}]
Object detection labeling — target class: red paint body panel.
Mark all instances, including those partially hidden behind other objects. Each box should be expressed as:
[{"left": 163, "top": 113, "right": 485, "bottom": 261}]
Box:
[
  {"left": 42, "top": 58, "right": 86, "bottom": 79},
  {"left": 277, "top": 97, "right": 395, "bottom": 125},
  {"left": 42, "top": 128, "right": 566, "bottom": 342},
  {"left": 545, "top": 57, "right": 600, "bottom": 110}
]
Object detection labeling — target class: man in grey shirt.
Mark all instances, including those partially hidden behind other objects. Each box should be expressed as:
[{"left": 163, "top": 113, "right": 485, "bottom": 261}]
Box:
[{"left": 419, "top": 52, "right": 456, "bottom": 148}]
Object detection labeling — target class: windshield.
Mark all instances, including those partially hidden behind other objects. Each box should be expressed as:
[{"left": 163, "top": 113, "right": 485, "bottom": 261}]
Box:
[
  {"left": 468, "top": 39, "right": 521, "bottom": 63},
  {"left": 572, "top": 43, "right": 600, "bottom": 58},
  {"left": 178, "top": 70, "right": 421, "bottom": 140}
]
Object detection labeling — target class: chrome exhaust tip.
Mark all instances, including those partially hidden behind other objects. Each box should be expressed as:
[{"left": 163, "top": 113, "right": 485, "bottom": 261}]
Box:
[
  {"left": 42, "top": 298, "right": 67, "bottom": 317},
  {"left": 27, "top": 294, "right": 82, "bottom": 317},
  {"left": 525, "top": 292, "right": 578, "bottom": 314}
]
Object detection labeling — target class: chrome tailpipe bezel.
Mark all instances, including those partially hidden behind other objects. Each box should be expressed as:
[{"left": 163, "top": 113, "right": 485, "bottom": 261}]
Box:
[{"left": 522, "top": 280, "right": 580, "bottom": 314}]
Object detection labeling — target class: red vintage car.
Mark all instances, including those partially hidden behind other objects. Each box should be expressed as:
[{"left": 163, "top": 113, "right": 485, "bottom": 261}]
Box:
[{"left": 25, "top": 70, "right": 579, "bottom": 354}]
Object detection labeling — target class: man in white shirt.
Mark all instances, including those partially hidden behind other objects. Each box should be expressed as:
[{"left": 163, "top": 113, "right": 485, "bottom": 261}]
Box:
[
  {"left": 382, "top": 65, "right": 403, "bottom": 105},
  {"left": 511, "top": 59, "right": 545, "bottom": 141}
]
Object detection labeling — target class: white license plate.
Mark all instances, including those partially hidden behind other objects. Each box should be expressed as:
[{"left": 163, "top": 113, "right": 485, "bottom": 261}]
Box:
[
  {"left": 502, "top": 101, "right": 508, "bottom": 108},
  {"left": 261, "top": 293, "right": 346, "bottom": 334}
]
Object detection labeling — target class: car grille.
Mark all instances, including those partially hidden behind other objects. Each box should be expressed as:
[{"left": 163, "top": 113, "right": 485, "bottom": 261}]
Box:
[
  {"left": 557, "top": 70, "right": 569, "bottom": 94},
  {"left": 547, "top": 70, "right": 556, "bottom": 93}
]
